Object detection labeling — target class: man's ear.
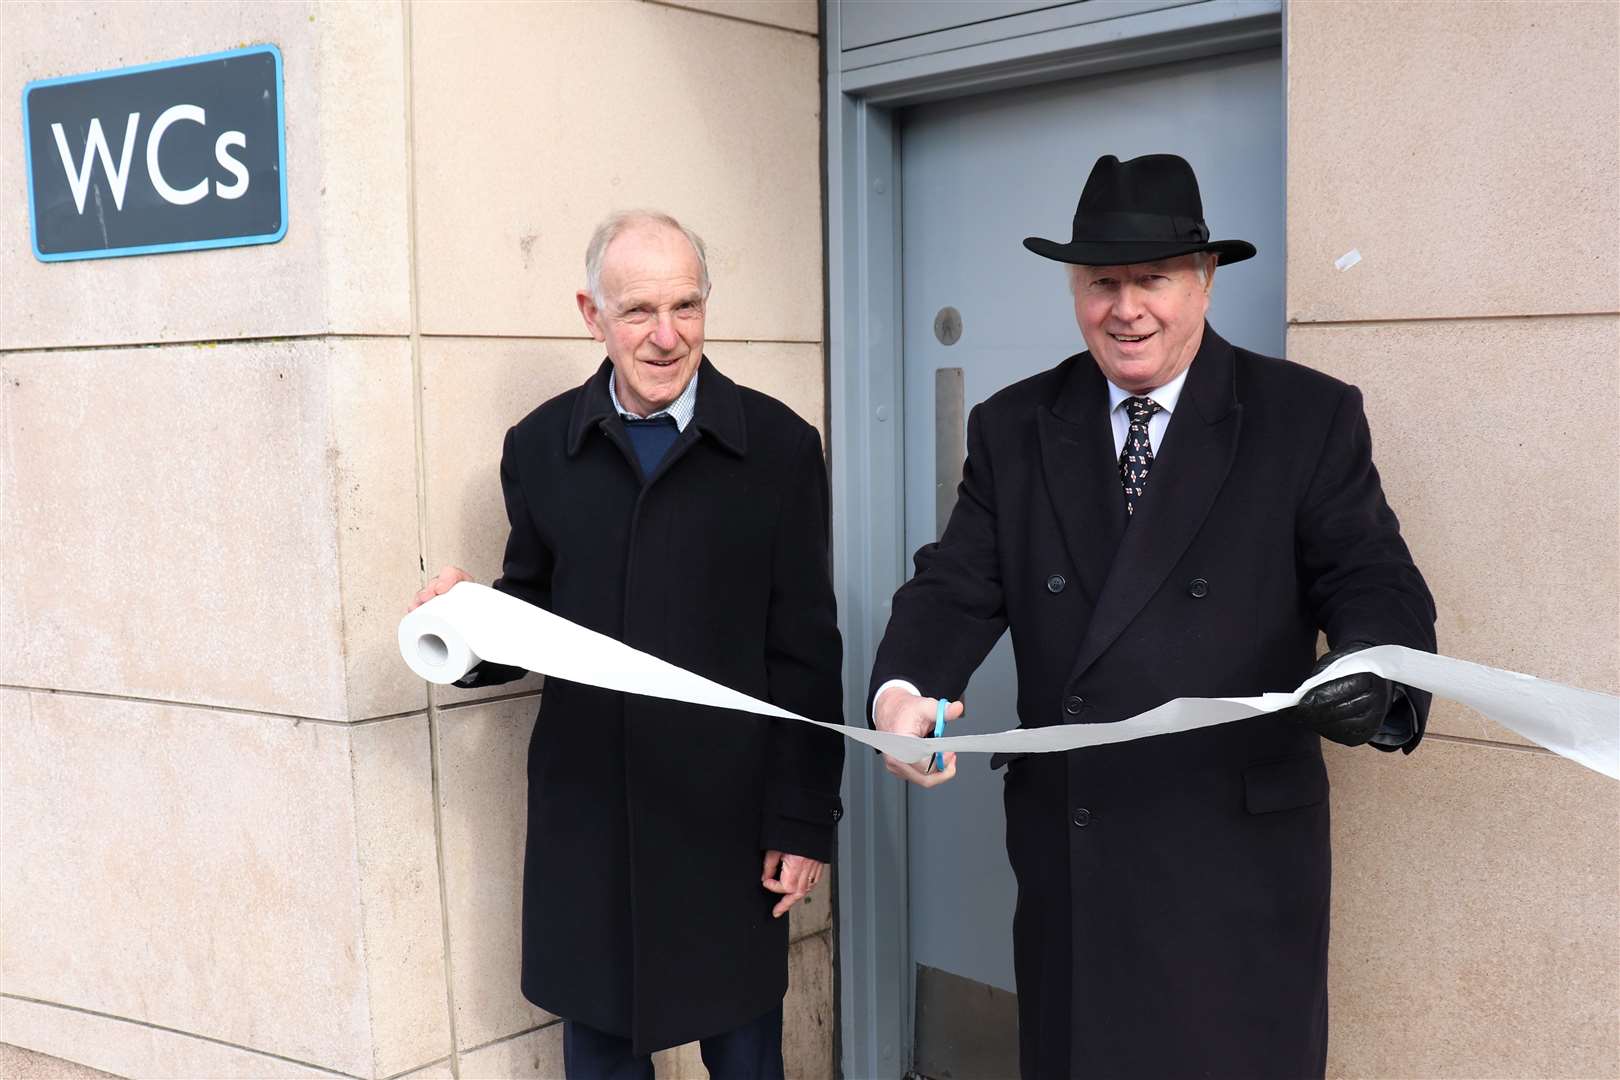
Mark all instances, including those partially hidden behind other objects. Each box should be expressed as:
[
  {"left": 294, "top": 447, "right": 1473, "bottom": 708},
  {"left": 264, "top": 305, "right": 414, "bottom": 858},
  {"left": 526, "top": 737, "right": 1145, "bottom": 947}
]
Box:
[{"left": 577, "top": 290, "right": 608, "bottom": 343}]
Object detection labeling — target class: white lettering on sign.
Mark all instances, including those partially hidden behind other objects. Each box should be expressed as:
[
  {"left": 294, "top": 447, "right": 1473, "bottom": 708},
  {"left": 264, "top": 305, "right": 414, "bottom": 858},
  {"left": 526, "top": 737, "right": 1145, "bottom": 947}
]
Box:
[
  {"left": 147, "top": 104, "right": 208, "bottom": 205},
  {"left": 51, "top": 104, "right": 250, "bottom": 212},
  {"left": 51, "top": 113, "right": 140, "bottom": 213},
  {"left": 213, "top": 131, "right": 249, "bottom": 200}
]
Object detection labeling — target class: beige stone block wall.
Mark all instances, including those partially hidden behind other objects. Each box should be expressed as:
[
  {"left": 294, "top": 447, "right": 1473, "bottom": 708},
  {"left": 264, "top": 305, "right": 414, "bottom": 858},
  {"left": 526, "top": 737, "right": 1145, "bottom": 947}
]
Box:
[
  {"left": 0, "top": 997, "right": 352, "bottom": 1080},
  {"left": 658, "top": 0, "right": 819, "bottom": 36},
  {"left": 409, "top": 0, "right": 822, "bottom": 342},
  {"left": 1327, "top": 740, "right": 1619, "bottom": 1077},
  {"left": 457, "top": 1024, "right": 566, "bottom": 1079},
  {"left": 437, "top": 697, "right": 554, "bottom": 1053},
  {"left": 2, "top": 1, "right": 829, "bottom": 1078},
  {"left": 1286, "top": 2, "right": 1620, "bottom": 1075},
  {"left": 0, "top": 1042, "right": 120, "bottom": 1080},
  {"left": 0, "top": 692, "right": 448, "bottom": 1078},
  {"left": 1286, "top": 0, "right": 1619, "bottom": 323},
  {"left": 0, "top": 0, "right": 412, "bottom": 348},
  {"left": 0, "top": 338, "right": 423, "bottom": 722}
]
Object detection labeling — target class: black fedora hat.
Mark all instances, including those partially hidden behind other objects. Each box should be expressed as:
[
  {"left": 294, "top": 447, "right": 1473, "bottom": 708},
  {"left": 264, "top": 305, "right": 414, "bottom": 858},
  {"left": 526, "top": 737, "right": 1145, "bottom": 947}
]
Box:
[{"left": 1023, "top": 154, "right": 1256, "bottom": 267}]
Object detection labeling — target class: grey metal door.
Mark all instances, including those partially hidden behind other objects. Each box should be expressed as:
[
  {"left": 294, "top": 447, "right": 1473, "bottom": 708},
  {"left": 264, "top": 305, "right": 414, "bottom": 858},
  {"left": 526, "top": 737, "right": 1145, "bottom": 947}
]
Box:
[{"left": 898, "top": 48, "right": 1283, "bottom": 1077}]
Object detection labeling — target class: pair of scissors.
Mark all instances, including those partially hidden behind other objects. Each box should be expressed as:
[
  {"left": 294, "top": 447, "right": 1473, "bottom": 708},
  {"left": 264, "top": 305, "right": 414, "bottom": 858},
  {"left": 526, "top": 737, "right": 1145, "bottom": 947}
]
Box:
[{"left": 924, "top": 697, "right": 947, "bottom": 774}]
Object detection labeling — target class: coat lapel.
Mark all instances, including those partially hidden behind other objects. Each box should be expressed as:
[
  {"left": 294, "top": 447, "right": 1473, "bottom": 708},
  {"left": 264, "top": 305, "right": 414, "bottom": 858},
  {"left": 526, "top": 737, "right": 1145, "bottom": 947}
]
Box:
[
  {"left": 1037, "top": 354, "right": 1127, "bottom": 604},
  {"left": 1070, "top": 325, "right": 1244, "bottom": 681}
]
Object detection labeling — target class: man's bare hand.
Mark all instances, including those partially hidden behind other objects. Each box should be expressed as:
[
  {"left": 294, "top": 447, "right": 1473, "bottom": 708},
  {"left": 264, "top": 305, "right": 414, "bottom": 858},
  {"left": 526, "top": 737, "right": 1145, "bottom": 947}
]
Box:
[
  {"left": 409, "top": 565, "right": 473, "bottom": 612},
  {"left": 761, "top": 850, "right": 824, "bottom": 918},
  {"left": 883, "top": 747, "right": 958, "bottom": 787},
  {"left": 874, "top": 687, "right": 963, "bottom": 789}
]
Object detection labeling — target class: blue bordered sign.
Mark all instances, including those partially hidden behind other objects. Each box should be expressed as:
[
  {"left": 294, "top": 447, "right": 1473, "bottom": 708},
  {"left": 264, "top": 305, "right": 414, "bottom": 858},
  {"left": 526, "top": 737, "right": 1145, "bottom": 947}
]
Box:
[{"left": 22, "top": 45, "right": 287, "bottom": 262}]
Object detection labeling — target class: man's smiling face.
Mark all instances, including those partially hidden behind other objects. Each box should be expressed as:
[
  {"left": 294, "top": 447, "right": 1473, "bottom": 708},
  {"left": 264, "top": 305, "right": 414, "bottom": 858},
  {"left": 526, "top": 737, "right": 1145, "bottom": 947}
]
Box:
[
  {"left": 1072, "top": 254, "right": 1213, "bottom": 392},
  {"left": 579, "top": 222, "right": 707, "bottom": 417}
]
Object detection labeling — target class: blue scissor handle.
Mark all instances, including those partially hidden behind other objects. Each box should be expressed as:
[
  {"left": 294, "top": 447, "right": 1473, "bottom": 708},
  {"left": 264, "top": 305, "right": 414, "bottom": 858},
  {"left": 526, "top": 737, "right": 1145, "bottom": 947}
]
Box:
[{"left": 931, "top": 698, "right": 947, "bottom": 773}]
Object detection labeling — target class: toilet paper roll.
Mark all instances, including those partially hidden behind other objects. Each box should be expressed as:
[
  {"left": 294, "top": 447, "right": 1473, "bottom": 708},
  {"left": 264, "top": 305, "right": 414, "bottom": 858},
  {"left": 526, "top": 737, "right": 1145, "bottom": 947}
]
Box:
[{"left": 397, "top": 602, "right": 483, "bottom": 685}]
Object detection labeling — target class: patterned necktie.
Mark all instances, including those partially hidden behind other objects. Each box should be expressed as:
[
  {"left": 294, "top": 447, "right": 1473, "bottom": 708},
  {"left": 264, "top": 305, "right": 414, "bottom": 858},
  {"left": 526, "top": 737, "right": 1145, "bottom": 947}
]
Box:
[{"left": 1118, "top": 396, "right": 1162, "bottom": 517}]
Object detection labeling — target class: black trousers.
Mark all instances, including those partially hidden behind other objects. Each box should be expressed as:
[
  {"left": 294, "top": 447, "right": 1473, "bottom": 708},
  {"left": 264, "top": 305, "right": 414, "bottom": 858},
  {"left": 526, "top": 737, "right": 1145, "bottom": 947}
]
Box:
[{"left": 562, "top": 1006, "right": 784, "bottom": 1080}]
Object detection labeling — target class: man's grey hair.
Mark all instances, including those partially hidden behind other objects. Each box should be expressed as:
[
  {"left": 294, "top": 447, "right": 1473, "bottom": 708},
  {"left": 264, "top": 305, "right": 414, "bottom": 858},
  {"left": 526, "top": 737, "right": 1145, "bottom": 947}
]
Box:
[
  {"left": 1191, "top": 251, "right": 1216, "bottom": 286},
  {"left": 1065, "top": 251, "right": 1217, "bottom": 293},
  {"left": 585, "top": 210, "right": 712, "bottom": 309}
]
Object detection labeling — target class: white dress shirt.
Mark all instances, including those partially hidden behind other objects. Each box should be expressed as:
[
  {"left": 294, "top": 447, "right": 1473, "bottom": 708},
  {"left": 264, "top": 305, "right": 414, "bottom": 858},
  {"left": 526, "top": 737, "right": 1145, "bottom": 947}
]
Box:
[{"left": 1107, "top": 365, "right": 1189, "bottom": 457}]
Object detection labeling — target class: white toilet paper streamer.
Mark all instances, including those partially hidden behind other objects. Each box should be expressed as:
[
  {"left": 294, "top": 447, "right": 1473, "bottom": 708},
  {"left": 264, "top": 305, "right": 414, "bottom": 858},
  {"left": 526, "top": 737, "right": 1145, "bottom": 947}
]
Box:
[{"left": 400, "top": 584, "right": 1619, "bottom": 780}]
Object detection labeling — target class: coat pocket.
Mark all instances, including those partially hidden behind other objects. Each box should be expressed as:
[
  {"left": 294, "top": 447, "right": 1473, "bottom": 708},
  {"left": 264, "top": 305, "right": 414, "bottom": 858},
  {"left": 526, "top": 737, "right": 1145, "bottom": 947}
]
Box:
[{"left": 1243, "top": 755, "right": 1328, "bottom": 814}]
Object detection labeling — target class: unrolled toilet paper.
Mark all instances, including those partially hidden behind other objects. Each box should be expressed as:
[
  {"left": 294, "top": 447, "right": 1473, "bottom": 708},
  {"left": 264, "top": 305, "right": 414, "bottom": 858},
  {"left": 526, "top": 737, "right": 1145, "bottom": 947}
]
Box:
[{"left": 400, "top": 584, "right": 1619, "bottom": 779}]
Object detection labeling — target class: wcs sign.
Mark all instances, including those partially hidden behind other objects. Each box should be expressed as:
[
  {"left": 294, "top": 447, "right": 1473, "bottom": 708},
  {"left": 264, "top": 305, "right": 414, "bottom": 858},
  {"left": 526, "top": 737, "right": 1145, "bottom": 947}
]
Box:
[{"left": 22, "top": 45, "right": 286, "bottom": 262}]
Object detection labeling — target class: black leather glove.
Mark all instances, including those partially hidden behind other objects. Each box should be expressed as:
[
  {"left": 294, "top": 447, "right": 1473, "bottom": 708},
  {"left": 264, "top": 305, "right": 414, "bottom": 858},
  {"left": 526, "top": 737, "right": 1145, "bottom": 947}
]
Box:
[{"left": 1290, "top": 642, "right": 1393, "bottom": 747}]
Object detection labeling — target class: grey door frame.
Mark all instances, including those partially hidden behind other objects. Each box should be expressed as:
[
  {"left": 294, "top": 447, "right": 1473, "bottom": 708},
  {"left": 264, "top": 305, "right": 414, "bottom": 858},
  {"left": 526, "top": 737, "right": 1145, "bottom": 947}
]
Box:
[{"left": 824, "top": 3, "right": 1284, "bottom": 1076}]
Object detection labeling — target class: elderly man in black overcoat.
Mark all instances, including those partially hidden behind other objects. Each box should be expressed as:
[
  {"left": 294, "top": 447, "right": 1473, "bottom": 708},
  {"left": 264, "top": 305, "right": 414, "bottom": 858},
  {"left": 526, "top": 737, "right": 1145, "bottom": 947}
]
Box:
[
  {"left": 869, "top": 155, "right": 1437, "bottom": 1078},
  {"left": 410, "top": 210, "right": 844, "bottom": 1078}
]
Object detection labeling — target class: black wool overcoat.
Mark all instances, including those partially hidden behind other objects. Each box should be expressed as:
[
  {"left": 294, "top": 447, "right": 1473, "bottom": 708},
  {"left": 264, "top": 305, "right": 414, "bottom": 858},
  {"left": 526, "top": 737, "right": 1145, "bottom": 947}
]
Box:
[
  {"left": 462, "top": 358, "right": 845, "bottom": 1054},
  {"left": 870, "top": 327, "right": 1436, "bottom": 1079}
]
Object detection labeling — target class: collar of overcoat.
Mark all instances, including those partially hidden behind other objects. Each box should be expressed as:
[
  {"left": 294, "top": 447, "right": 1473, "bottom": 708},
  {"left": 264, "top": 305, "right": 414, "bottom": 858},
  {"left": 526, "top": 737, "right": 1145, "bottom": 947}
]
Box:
[
  {"left": 566, "top": 356, "right": 749, "bottom": 461},
  {"left": 1036, "top": 323, "right": 1244, "bottom": 683}
]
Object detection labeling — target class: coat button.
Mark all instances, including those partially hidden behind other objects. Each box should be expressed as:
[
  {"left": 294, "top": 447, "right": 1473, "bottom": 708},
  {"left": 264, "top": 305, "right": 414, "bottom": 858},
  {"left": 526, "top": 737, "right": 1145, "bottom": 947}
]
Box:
[
  {"left": 832, "top": 808, "right": 842, "bottom": 822},
  {"left": 1063, "top": 695, "right": 1084, "bottom": 715},
  {"left": 1188, "top": 577, "right": 1209, "bottom": 598},
  {"left": 1072, "top": 807, "right": 1091, "bottom": 827},
  {"left": 1045, "top": 574, "right": 1066, "bottom": 594}
]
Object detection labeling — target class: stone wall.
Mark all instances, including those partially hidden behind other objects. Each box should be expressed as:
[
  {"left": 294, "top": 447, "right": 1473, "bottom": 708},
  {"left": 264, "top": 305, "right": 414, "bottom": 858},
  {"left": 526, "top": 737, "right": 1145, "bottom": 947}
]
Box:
[
  {"left": 1284, "top": 2, "right": 1619, "bottom": 1076},
  {"left": 0, "top": 1, "right": 830, "bottom": 1076}
]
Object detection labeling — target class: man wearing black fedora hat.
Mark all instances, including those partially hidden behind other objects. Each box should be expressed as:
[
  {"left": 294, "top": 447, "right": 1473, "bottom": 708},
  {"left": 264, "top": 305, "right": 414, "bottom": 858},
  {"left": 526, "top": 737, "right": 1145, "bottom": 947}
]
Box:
[{"left": 868, "top": 154, "right": 1437, "bottom": 1078}]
